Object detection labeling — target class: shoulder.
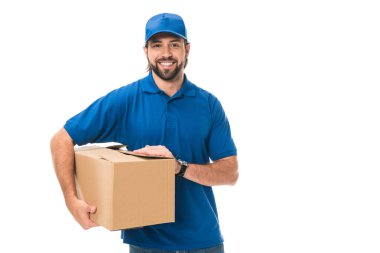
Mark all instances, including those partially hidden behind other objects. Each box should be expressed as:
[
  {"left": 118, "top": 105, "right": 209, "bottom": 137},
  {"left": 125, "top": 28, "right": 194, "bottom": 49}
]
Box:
[
  {"left": 110, "top": 79, "right": 140, "bottom": 96},
  {"left": 104, "top": 76, "right": 147, "bottom": 100},
  {"left": 193, "top": 84, "right": 222, "bottom": 111},
  {"left": 188, "top": 80, "right": 219, "bottom": 104}
]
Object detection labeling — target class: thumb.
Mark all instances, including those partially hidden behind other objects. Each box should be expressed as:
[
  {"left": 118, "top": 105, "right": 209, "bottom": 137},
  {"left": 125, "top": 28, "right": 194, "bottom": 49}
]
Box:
[{"left": 88, "top": 205, "right": 97, "bottom": 213}]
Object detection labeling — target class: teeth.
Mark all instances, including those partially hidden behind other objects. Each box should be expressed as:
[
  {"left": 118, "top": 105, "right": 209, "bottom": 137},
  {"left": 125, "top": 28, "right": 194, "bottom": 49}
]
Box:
[{"left": 160, "top": 62, "right": 173, "bottom": 66}]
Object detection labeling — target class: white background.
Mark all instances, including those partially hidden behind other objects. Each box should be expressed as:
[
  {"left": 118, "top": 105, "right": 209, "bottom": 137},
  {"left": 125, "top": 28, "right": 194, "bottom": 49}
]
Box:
[{"left": 0, "top": 0, "right": 379, "bottom": 252}]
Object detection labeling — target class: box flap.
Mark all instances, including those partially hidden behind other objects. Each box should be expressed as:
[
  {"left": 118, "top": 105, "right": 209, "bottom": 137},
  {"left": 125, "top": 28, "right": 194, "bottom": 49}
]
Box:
[
  {"left": 120, "top": 150, "right": 173, "bottom": 159},
  {"left": 77, "top": 148, "right": 142, "bottom": 163},
  {"left": 74, "top": 143, "right": 126, "bottom": 152},
  {"left": 76, "top": 145, "right": 175, "bottom": 162}
]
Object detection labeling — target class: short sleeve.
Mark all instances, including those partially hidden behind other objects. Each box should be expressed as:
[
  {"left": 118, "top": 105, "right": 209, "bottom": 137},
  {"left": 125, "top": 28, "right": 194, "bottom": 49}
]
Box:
[
  {"left": 64, "top": 88, "right": 127, "bottom": 145},
  {"left": 208, "top": 96, "right": 237, "bottom": 161}
]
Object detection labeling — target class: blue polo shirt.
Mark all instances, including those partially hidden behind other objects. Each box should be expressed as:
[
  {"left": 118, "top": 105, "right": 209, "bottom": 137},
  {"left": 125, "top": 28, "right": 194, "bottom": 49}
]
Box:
[{"left": 64, "top": 72, "right": 237, "bottom": 250}]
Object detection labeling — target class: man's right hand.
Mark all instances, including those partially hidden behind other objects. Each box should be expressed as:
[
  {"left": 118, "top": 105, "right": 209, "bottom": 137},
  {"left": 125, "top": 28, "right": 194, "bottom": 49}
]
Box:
[
  {"left": 51, "top": 128, "right": 99, "bottom": 230},
  {"left": 66, "top": 197, "right": 99, "bottom": 230}
]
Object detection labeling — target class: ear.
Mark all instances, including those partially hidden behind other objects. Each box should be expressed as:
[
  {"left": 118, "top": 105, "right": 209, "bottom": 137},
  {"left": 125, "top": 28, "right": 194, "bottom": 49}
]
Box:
[
  {"left": 185, "top": 43, "right": 190, "bottom": 57},
  {"left": 143, "top": 45, "right": 148, "bottom": 56}
]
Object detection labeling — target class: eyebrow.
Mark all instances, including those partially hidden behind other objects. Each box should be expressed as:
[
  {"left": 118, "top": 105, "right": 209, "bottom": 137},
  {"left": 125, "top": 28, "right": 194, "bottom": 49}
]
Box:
[{"left": 150, "top": 38, "right": 181, "bottom": 44}]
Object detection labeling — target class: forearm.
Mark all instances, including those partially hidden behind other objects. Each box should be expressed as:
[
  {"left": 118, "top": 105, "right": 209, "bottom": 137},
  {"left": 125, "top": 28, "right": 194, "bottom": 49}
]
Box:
[
  {"left": 50, "top": 128, "right": 98, "bottom": 229},
  {"left": 182, "top": 156, "right": 239, "bottom": 186},
  {"left": 132, "top": 146, "right": 239, "bottom": 187},
  {"left": 50, "top": 128, "right": 77, "bottom": 202}
]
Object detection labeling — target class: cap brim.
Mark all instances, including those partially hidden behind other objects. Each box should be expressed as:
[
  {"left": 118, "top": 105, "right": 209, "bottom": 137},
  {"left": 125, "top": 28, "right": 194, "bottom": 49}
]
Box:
[{"left": 146, "top": 30, "right": 187, "bottom": 42}]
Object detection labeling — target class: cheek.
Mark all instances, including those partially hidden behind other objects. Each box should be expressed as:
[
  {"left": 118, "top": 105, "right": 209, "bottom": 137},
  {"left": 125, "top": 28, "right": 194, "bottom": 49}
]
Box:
[
  {"left": 180, "top": 54, "right": 187, "bottom": 64},
  {"left": 146, "top": 53, "right": 156, "bottom": 64}
]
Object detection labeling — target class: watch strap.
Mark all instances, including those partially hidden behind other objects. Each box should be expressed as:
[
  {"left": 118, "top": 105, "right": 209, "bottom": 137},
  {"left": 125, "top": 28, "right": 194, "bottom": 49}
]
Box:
[{"left": 176, "top": 159, "right": 188, "bottom": 177}]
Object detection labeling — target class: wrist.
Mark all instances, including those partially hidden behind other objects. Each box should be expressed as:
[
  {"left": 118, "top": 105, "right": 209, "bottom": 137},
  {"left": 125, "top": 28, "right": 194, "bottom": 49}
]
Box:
[{"left": 176, "top": 159, "right": 188, "bottom": 177}]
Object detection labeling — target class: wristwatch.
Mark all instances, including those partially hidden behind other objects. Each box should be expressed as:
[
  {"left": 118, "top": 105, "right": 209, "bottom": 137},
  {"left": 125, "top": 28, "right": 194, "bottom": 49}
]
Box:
[{"left": 176, "top": 159, "right": 188, "bottom": 177}]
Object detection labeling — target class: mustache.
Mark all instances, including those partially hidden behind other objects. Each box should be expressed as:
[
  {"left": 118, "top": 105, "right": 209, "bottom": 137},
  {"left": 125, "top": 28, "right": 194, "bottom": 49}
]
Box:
[{"left": 156, "top": 57, "right": 177, "bottom": 62}]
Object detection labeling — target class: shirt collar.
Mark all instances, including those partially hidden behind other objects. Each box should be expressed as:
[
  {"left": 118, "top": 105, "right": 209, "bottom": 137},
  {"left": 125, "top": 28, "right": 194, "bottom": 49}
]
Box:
[
  {"left": 141, "top": 72, "right": 196, "bottom": 97},
  {"left": 141, "top": 72, "right": 161, "bottom": 93}
]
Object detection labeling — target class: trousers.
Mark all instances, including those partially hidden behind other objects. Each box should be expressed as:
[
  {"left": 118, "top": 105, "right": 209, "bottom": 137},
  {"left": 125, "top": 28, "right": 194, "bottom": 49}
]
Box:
[{"left": 129, "top": 244, "right": 224, "bottom": 253}]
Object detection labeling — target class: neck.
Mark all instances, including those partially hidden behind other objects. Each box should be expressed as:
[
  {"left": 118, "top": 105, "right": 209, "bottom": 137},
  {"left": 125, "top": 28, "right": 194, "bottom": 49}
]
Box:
[{"left": 152, "top": 71, "right": 185, "bottom": 97}]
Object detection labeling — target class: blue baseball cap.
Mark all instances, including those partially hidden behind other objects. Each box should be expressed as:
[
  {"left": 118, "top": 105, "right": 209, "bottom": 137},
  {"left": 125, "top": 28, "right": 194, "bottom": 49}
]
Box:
[{"left": 145, "top": 13, "right": 187, "bottom": 43}]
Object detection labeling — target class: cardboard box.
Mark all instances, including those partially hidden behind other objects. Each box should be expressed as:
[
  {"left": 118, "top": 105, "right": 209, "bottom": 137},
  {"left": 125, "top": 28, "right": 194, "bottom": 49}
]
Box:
[{"left": 74, "top": 146, "right": 175, "bottom": 230}]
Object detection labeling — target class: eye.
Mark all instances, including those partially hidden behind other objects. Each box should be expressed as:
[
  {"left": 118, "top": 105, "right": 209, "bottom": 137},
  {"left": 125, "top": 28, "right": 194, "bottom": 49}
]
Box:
[
  {"left": 170, "top": 42, "right": 181, "bottom": 48},
  {"left": 151, "top": 43, "right": 161, "bottom": 48}
]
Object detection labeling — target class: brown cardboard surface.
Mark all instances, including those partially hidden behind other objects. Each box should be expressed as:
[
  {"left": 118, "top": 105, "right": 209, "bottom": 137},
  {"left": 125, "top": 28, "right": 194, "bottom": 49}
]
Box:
[{"left": 75, "top": 146, "right": 175, "bottom": 230}]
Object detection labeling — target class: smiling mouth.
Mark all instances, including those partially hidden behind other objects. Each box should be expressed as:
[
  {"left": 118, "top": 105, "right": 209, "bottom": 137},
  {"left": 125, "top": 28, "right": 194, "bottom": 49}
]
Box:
[{"left": 158, "top": 61, "right": 176, "bottom": 67}]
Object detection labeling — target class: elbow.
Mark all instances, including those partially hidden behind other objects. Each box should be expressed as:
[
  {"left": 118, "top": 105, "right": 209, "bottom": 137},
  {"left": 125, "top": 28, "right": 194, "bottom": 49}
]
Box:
[
  {"left": 50, "top": 133, "right": 58, "bottom": 154},
  {"left": 228, "top": 164, "right": 239, "bottom": 186},
  {"left": 50, "top": 128, "right": 74, "bottom": 154},
  {"left": 50, "top": 131, "right": 62, "bottom": 154},
  {"left": 223, "top": 156, "right": 239, "bottom": 186},
  {"left": 229, "top": 170, "right": 239, "bottom": 186}
]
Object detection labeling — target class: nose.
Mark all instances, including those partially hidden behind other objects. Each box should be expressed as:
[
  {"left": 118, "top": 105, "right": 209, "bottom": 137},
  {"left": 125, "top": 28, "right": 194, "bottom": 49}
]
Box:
[{"left": 161, "top": 44, "right": 172, "bottom": 58}]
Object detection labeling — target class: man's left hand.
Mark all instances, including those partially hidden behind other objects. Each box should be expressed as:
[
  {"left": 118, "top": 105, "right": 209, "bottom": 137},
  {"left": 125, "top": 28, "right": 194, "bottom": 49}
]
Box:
[
  {"left": 133, "top": 145, "right": 174, "bottom": 158},
  {"left": 133, "top": 145, "right": 181, "bottom": 174}
]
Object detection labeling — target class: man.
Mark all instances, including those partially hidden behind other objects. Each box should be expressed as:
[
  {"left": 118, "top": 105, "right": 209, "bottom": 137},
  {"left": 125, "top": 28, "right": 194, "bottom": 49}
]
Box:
[{"left": 50, "top": 13, "right": 238, "bottom": 252}]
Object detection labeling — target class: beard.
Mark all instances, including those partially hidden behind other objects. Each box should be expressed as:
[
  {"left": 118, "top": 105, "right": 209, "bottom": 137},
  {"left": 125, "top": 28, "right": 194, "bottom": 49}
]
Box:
[{"left": 149, "top": 57, "right": 184, "bottom": 81}]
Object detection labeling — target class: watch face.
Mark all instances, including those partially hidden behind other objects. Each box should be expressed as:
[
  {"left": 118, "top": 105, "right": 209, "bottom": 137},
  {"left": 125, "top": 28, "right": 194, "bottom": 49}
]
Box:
[{"left": 178, "top": 159, "right": 188, "bottom": 166}]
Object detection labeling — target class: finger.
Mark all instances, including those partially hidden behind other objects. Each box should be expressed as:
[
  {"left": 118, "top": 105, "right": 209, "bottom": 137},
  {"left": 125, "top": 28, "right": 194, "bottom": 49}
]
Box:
[
  {"left": 82, "top": 206, "right": 99, "bottom": 230},
  {"left": 133, "top": 145, "right": 174, "bottom": 157},
  {"left": 133, "top": 147, "right": 154, "bottom": 155},
  {"left": 88, "top": 220, "right": 99, "bottom": 228},
  {"left": 83, "top": 220, "right": 99, "bottom": 230},
  {"left": 132, "top": 149, "right": 145, "bottom": 154},
  {"left": 133, "top": 147, "right": 148, "bottom": 153},
  {"left": 89, "top": 205, "right": 97, "bottom": 213},
  {"left": 135, "top": 150, "right": 157, "bottom": 156}
]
